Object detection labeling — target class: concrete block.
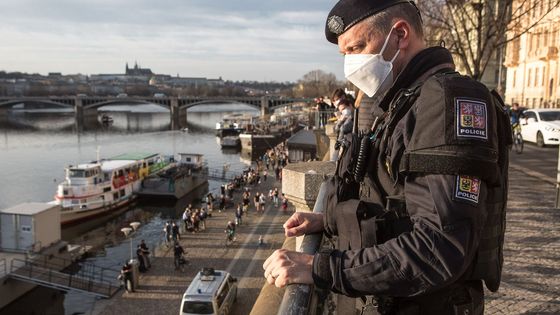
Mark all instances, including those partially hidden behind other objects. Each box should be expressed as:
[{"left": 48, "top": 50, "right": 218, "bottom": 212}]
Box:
[{"left": 282, "top": 161, "right": 335, "bottom": 213}]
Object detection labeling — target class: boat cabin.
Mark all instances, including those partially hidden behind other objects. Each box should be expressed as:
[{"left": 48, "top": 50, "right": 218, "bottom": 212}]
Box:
[
  {"left": 177, "top": 153, "right": 204, "bottom": 170},
  {"left": 65, "top": 163, "right": 103, "bottom": 186}
]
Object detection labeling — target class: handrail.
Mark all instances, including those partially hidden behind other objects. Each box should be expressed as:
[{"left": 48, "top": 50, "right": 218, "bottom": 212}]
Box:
[
  {"left": 10, "top": 258, "right": 117, "bottom": 298},
  {"left": 25, "top": 252, "right": 120, "bottom": 284},
  {"left": 0, "top": 258, "right": 6, "bottom": 278},
  {"left": 277, "top": 181, "right": 328, "bottom": 315},
  {"left": 313, "top": 110, "right": 335, "bottom": 129}
]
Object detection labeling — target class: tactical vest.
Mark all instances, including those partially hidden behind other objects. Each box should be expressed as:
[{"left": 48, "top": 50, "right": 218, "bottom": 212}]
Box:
[{"left": 324, "top": 71, "right": 512, "bottom": 293}]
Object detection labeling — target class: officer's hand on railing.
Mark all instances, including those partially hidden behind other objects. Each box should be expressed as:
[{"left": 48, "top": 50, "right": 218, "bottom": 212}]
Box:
[
  {"left": 263, "top": 249, "right": 314, "bottom": 288},
  {"left": 283, "top": 212, "right": 325, "bottom": 237}
]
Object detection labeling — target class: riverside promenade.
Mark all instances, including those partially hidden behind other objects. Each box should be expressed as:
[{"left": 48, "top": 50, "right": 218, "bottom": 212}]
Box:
[
  {"left": 93, "top": 174, "right": 292, "bottom": 315},
  {"left": 90, "top": 165, "right": 559, "bottom": 315}
]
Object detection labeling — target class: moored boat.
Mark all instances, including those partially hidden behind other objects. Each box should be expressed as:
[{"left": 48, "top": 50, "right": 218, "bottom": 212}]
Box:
[
  {"left": 54, "top": 153, "right": 169, "bottom": 225},
  {"left": 220, "top": 136, "right": 241, "bottom": 148},
  {"left": 215, "top": 113, "right": 256, "bottom": 137},
  {"left": 136, "top": 153, "right": 208, "bottom": 199}
]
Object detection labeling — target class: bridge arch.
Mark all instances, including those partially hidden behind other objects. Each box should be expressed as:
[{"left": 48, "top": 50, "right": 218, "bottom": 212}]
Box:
[
  {"left": 0, "top": 99, "right": 75, "bottom": 109},
  {"left": 179, "top": 99, "right": 261, "bottom": 111},
  {"left": 83, "top": 99, "right": 170, "bottom": 111}
]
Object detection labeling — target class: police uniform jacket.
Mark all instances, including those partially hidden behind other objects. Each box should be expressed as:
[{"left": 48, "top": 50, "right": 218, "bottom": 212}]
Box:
[{"left": 312, "top": 47, "right": 505, "bottom": 300}]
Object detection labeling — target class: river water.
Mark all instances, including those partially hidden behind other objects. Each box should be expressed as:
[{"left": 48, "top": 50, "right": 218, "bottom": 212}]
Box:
[{"left": 0, "top": 103, "right": 259, "bottom": 315}]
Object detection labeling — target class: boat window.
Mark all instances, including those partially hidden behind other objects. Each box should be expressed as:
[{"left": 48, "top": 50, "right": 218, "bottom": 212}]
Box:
[
  {"left": 113, "top": 192, "right": 119, "bottom": 200},
  {"left": 119, "top": 189, "right": 125, "bottom": 197},
  {"left": 81, "top": 199, "right": 87, "bottom": 204},
  {"left": 85, "top": 171, "right": 91, "bottom": 177},
  {"left": 63, "top": 190, "right": 68, "bottom": 196},
  {"left": 69, "top": 170, "right": 85, "bottom": 177},
  {"left": 103, "top": 187, "right": 111, "bottom": 193}
]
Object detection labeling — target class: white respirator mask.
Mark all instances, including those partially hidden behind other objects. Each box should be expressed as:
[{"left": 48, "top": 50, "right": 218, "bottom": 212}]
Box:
[{"left": 344, "top": 26, "right": 400, "bottom": 97}]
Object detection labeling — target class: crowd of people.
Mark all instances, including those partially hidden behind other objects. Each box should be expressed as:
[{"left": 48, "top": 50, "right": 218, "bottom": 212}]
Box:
[
  {"left": 145, "top": 142, "right": 292, "bottom": 271},
  {"left": 314, "top": 88, "right": 357, "bottom": 141}
]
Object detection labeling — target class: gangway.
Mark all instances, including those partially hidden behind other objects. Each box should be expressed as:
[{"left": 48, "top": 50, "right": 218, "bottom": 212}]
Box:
[
  {"left": 204, "top": 168, "right": 237, "bottom": 181},
  {"left": 7, "top": 254, "right": 120, "bottom": 299}
]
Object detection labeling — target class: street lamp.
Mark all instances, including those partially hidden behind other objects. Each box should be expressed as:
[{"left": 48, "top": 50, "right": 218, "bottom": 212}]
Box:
[{"left": 121, "top": 221, "right": 141, "bottom": 261}]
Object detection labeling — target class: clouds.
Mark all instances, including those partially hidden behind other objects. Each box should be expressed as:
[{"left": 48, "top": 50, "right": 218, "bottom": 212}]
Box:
[{"left": 0, "top": 0, "right": 343, "bottom": 81}]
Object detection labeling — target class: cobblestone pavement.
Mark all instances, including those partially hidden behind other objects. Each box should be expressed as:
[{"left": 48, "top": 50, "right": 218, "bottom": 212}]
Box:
[
  {"left": 485, "top": 167, "right": 560, "bottom": 314},
  {"left": 93, "top": 177, "right": 291, "bottom": 315}
]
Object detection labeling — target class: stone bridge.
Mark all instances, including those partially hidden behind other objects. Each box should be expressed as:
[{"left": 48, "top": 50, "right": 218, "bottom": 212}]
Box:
[{"left": 0, "top": 96, "right": 311, "bottom": 130}]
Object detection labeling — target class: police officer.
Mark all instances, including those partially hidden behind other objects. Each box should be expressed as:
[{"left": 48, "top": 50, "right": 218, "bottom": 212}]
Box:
[{"left": 263, "top": 1, "right": 510, "bottom": 314}]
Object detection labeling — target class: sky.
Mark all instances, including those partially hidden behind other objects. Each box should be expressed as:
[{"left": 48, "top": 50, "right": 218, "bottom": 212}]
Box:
[{"left": 0, "top": 0, "right": 344, "bottom": 82}]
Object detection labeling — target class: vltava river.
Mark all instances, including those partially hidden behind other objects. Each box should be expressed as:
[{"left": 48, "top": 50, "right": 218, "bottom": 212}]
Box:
[{"left": 0, "top": 103, "right": 259, "bottom": 315}]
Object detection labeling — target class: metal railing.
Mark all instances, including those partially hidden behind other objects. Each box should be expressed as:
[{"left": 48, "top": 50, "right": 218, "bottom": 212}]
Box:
[
  {"left": 277, "top": 181, "right": 329, "bottom": 315},
  {"left": 24, "top": 252, "right": 120, "bottom": 286},
  {"left": 205, "top": 168, "right": 236, "bottom": 181},
  {"left": 0, "top": 258, "right": 6, "bottom": 279},
  {"left": 313, "top": 110, "right": 335, "bottom": 129},
  {"left": 9, "top": 258, "right": 118, "bottom": 298}
]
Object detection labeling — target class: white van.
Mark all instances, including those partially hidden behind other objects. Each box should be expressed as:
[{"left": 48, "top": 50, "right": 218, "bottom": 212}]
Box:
[{"left": 180, "top": 268, "right": 238, "bottom": 315}]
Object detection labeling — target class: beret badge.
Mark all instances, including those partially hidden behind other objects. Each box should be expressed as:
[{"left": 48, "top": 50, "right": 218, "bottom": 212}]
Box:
[{"left": 327, "top": 15, "right": 344, "bottom": 35}]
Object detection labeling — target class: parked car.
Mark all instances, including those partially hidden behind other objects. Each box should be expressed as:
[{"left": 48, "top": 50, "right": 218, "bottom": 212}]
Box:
[
  {"left": 520, "top": 109, "right": 560, "bottom": 147},
  {"left": 180, "top": 268, "right": 237, "bottom": 315}
]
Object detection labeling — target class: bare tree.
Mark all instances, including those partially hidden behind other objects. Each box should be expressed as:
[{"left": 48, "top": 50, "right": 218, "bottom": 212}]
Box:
[
  {"left": 293, "top": 70, "right": 343, "bottom": 98},
  {"left": 420, "top": 0, "right": 560, "bottom": 86}
]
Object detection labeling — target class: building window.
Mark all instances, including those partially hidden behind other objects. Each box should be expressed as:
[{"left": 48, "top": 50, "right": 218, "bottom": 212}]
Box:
[
  {"left": 535, "top": 68, "right": 540, "bottom": 86},
  {"left": 495, "top": 69, "right": 500, "bottom": 84},
  {"left": 528, "top": 69, "right": 533, "bottom": 86},
  {"left": 513, "top": 70, "right": 516, "bottom": 88}
]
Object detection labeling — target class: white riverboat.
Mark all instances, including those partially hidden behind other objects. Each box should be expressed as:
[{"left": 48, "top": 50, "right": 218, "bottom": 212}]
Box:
[
  {"left": 54, "top": 153, "right": 168, "bottom": 225},
  {"left": 215, "top": 113, "right": 256, "bottom": 137}
]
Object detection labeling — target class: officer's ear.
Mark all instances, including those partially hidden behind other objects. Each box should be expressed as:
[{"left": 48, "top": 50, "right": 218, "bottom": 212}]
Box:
[{"left": 393, "top": 20, "right": 411, "bottom": 50}]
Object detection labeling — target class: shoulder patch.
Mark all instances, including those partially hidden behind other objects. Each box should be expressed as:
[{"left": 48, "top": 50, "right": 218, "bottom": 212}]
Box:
[
  {"left": 454, "top": 175, "right": 480, "bottom": 204},
  {"left": 455, "top": 98, "right": 488, "bottom": 140}
]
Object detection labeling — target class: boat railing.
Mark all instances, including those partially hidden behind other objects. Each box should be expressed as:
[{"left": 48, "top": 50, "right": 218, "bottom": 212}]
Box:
[
  {"left": 149, "top": 161, "right": 170, "bottom": 174},
  {"left": 277, "top": 181, "right": 329, "bottom": 315}
]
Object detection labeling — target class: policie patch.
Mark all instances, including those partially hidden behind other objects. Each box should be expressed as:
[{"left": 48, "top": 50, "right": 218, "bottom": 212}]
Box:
[
  {"left": 454, "top": 175, "right": 481, "bottom": 204},
  {"left": 455, "top": 98, "right": 488, "bottom": 140}
]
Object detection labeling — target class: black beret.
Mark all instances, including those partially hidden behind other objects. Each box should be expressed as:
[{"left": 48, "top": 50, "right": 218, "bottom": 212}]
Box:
[{"left": 325, "top": 0, "right": 418, "bottom": 44}]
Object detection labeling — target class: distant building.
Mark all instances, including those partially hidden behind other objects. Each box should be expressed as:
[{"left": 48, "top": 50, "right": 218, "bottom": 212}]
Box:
[
  {"left": 505, "top": 0, "right": 560, "bottom": 108},
  {"left": 125, "top": 61, "right": 153, "bottom": 76}
]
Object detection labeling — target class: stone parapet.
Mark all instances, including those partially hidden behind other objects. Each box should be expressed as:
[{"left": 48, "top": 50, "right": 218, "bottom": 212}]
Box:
[
  {"left": 325, "top": 123, "right": 337, "bottom": 161},
  {"left": 282, "top": 161, "right": 335, "bottom": 251},
  {"left": 282, "top": 161, "right": 335, "bottom": 213}
]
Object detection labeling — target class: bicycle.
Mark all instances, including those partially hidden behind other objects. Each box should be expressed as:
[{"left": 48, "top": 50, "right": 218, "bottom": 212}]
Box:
[
  {"left": 225, "top": 229, "right": 236, "bottom": 247},
  {"left": 512, "top": 123, "right": 523, "bottom": 154},
  {"left": 174, "top": 254, "right": 188, "bottom": 272}
]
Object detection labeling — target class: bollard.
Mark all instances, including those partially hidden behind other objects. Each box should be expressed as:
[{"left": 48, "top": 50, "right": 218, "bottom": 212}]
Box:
[
  {"left": 556, "top": 144, "right": 560, "bottom": 208},
  {"left": 129, "top": 258, "right": 140, "bottom": 291}
]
